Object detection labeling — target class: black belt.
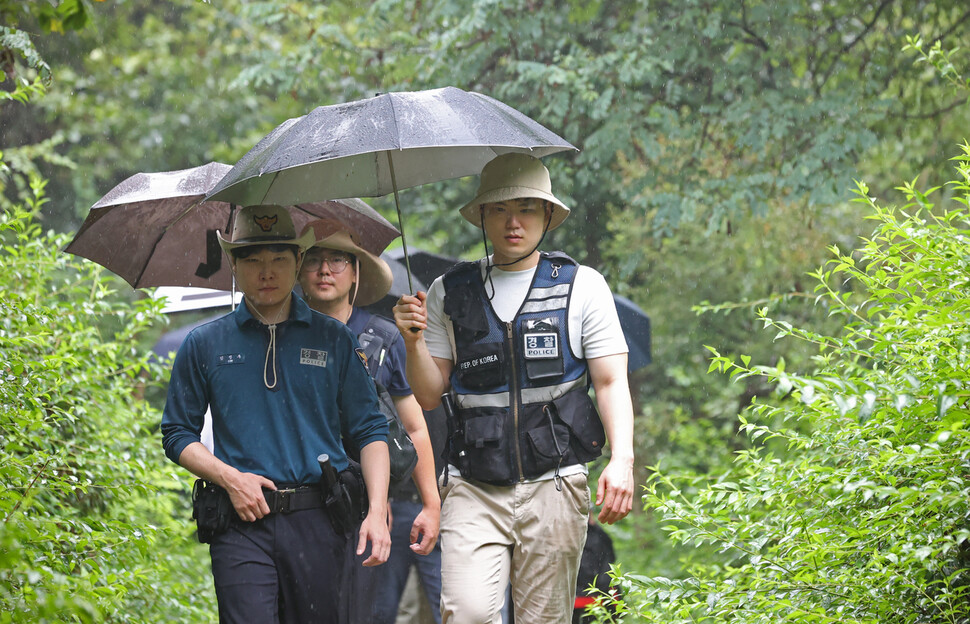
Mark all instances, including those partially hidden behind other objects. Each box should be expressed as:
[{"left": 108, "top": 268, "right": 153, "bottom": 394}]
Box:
[{"left": 263, "top": 485, "right": 323, "bottom": 514}]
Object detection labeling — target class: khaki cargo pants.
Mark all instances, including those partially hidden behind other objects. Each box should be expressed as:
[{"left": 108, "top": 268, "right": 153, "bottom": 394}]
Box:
[{"left": 439, "top": 473, "right": 590, "bottom": 623}]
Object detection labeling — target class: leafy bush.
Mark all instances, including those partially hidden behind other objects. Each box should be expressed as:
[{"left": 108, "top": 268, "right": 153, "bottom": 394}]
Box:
[
  {"left": 0, "top": 182, "right": 214, "bottom": 622},
  {"left": 603, "top": 149, "right": 970, "bottom": 622}
]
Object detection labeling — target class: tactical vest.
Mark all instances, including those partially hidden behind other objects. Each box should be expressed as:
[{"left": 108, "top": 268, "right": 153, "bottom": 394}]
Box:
[{"left": 442, "top": 252, "right": 605, "bottom": 485}]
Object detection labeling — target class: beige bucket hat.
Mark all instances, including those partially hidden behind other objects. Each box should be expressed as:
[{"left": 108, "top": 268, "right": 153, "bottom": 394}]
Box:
[
  {"left": 217, "top": 205, "right": 315, "bottom": 253},
  {"left": 301, "top": 218, "right": 393, "bottom": 307},
  {"left": 459, "top": 153, "right": 570, "bottom": 230}
]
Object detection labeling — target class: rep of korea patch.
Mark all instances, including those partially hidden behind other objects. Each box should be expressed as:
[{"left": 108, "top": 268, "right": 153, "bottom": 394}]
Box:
[
  {"left": 300, "top": 348, "right": 328, "bottom": 368},
  {"left": 523, "top": 318, "right": 560, "bottom": 360},
  {"left": 355, "top": 347, "right": 368, "bottom": 369}
]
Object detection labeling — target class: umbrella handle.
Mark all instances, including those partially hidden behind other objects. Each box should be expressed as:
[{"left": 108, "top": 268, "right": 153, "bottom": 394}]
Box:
[{"left": 386, "top": 152, "right": 420, "bottom": 334}]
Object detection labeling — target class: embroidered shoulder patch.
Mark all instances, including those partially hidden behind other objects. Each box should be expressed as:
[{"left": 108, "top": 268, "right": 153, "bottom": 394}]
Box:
[
  {"left": 300, "top": 348, "right": 328, "bottom": 368},
  {"left": 355, "top": 347, "right": 368, "bottom": 369}
]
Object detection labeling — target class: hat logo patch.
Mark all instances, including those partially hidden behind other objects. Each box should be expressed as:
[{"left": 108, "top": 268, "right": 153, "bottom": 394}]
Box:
[{"left": 254, "top": 214, "right": 278, "bottom": 232}]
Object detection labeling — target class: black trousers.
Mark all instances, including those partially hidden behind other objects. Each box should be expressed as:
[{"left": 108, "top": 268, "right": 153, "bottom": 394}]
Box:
[{"left": 210, "top": 507, "right": 346, "bottom": 624}]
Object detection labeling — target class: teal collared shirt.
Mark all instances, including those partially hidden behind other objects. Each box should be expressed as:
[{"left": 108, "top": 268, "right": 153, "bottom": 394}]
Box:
[{"left": 161, "top": 296, "right": 387, "bottom": 485}]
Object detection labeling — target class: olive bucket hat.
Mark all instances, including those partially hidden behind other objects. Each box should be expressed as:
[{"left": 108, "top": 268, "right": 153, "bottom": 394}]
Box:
[
  {"left": 459, "top": 153, "right": 570, "bottom": 230},
  {"left": 217, "top": 204, "right": 315, "bottom": 253}
]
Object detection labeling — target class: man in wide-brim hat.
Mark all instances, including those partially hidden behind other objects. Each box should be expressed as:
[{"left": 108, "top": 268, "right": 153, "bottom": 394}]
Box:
[
  {"left": 299, "top": 218, "right": 443, "bottom": 623},
  {"left": 162, "top": 204, "right": 391, "bottom": 624},
  {"left": 394, "top": 153, "right": 635, "bottom": 623}
]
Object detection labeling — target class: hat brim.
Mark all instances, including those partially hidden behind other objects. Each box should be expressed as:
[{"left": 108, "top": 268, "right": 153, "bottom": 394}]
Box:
[
  {"left": 459, "top": 186, "right": 570, "bottom": 230},
  {"left": 308, "top": 232, "right": 393, "bottom": 307},
  {"left": 217, "top": 229, "right": 316, "bottom": 254}
]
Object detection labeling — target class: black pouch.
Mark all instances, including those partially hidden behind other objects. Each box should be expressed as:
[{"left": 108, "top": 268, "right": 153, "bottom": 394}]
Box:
[
  {"left": 192, "top": 479, "right": 234, "bottom": 544},
  {"left": 343, "top": 382, "right": 418, "bottom": 486},
  {"left": 521, "top": 318, "right": 565, "bottom": 382},
  {"left": 456, "top": 343, "right": 506, "bottom": 390},
  {"left": 549, "top": 389, "right": 606, "bottom": 463},
  {"left": 376, "top": 383, "right": 419, "bottom": 485},
  {"left": 523, "top": 404, "right": 572, "bottom": 477},
  {"left": 457, "top": 406, "right": 515, "bottom": 484},
  {"left": 321, "top": 458, "right": 368, "bottom": 536}
]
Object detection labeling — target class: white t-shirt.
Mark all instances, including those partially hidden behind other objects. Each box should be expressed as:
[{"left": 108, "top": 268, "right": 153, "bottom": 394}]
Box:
[{"left": 425, "top": 257, "right": 628, "bottom": 363}]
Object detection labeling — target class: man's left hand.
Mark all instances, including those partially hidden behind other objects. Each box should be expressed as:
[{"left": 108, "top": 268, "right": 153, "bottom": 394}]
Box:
[
  {"left": 596, "top": 456, "right": 635, "bottom": 524},
  {"left": 409, "top": 504, "right": 440, "bottom": 555},
  {"left": 358, "top": 509, "right": 391, "bottom": 566}
]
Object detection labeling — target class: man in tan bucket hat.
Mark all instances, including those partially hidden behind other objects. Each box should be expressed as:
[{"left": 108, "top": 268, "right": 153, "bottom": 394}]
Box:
[
  {"left": 394, "top": 154, "right": 635, "bottom": 623},
  {"left": 162, "top": 205, "right": 391, "bottom": 624},
  {"left": 298, "top": 219, "right": 442, "bottom": 623}
]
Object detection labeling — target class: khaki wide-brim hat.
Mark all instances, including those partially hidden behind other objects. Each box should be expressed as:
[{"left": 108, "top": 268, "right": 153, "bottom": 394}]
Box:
[
  {"left": 301, "top": 218, "right": 393, "bottom": 307},
  {"left": 459, "top": 153, "right": 570, "bottom": 230},
  {"left": 217, "top": 205, "right": 315, "bottom": 252}
]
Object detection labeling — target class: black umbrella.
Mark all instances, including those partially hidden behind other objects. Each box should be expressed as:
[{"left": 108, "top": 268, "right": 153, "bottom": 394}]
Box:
[
  {"left": 65, "top": 162, "right": 400, "bottom": 290},
  {"left": 206, "top": 86, "right": 577, "bottom": 292}
]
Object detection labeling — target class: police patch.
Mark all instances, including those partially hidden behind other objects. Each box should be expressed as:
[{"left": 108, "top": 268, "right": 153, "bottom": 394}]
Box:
[
  {"left": 300, "top": 348, "right": 328, "bottom": 368},
  {"left": 524, "top": 332, "right": 559, "bottom": 359},
  {"left": 523, "top": 317, "right": 560, "bottom": 360},
  {"left": 355, "top": 347, "right": 368, "bottom": 369}
]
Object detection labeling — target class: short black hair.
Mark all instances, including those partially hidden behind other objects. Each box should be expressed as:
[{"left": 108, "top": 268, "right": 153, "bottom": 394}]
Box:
[{"left": 230, "top": 244, "right": 300, "bottom": 260}]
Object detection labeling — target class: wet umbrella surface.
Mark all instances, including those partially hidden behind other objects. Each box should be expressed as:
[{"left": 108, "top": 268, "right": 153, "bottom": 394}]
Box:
[
  {"left": 66, "top": 162, "right": 399, "bottom": 290},
  {"left": 206, "top": 86, "right": 577, "bottom": 292}
]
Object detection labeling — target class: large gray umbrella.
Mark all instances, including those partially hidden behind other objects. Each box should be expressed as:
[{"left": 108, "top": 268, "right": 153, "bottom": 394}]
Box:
[
  {"left": 65, "top": 162, "right": 399, "bottom": 290},
  {"left": 206, "top": 86, "right": 577, "bottom": 291}
]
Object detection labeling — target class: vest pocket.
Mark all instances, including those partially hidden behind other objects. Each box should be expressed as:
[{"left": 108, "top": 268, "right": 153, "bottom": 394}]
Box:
[
  {"left": 456, "top": 343, "right": 506, "bottom": 390},
  {"left": 549, "top": 389, "right": 606, "bottom": 463},
  {"left": 524, "top": 408, "right": 571, "bottom": 475},
  {"left": 458, "top": 407, "right": 515, "bottom": 484}
]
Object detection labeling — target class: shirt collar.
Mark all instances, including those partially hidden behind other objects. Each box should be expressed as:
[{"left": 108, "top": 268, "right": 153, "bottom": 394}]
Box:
[{"left": 233, "top": 293, "right": 313, "bottom": 328}]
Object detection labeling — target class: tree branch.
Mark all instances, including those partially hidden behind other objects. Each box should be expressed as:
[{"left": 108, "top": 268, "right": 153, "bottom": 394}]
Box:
[{"left": 817, "top": 0, "right": 894, "bottom": 91}]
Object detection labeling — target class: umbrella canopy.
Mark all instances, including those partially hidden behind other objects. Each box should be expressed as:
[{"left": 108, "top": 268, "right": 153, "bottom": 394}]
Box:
[
  {"left": 206, "top": 86, "right": 578, "bottom": 207},
  {"left": 65, "top": 162, "right": 399, "bottom": 290},
  {"left": 613, "top": 295, "right": 652, "bottom": 371},
  {"left": 205, "top": 87, "right": 577, "bottom": 294}
]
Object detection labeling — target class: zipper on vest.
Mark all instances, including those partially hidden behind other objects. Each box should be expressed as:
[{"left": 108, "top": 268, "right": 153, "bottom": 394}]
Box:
[{"left": 506, "top": 321, "right": 525, "bottom": 482}]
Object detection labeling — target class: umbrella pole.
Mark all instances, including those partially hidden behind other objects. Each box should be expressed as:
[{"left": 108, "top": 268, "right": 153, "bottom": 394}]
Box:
[{"left": 385, "top": 152, "right": 415, "bottom": 294}]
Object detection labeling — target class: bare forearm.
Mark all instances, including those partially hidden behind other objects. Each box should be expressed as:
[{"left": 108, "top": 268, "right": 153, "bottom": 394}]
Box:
[
  {"left": 393, "top": 394, "right": 440, "bottom": 508},
  {"left": 596, "top": 379, "right": 635, "bottom": 463},
  {"left": 359, "top": 440, "right": 389, "bottom": 518},
  {"left": 178, "top": 442, "right": 238, "bottom": 488}
]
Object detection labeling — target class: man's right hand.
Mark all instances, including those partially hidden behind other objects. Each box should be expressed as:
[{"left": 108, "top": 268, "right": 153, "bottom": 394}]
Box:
[
  {"left": 393, "top": 291, "right": 428, "bottom": 342},
  {"left": 224, "top": 470, "right": 276, "bottom": 522}
]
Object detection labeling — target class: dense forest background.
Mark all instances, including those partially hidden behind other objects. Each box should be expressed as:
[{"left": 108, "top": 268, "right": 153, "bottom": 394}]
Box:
[{"left": 3, "top": 1, "right": 970, "bottom": 621}]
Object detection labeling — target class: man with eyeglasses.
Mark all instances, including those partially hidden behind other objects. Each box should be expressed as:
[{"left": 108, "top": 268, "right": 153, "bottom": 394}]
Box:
[{"left": 299, "top": 219, "right": 442, "bottom": 624}]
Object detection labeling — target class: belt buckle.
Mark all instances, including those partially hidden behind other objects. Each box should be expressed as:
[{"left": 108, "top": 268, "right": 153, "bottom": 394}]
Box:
[{"left": 276, "top": 488, "right": 296, "bottom": 514}]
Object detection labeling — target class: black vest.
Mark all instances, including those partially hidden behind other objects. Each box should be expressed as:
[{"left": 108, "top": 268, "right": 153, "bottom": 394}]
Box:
[{"left": 442, "top": 253, "right": 605, "bottom": 485}]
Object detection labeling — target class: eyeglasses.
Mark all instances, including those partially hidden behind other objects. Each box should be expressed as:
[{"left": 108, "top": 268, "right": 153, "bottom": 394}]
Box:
[{"left": 302, "top": 255, "right": 352, "bottom": 274}]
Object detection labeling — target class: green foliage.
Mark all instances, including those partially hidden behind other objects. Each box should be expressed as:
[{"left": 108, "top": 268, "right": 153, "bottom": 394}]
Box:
[
  {"left": 0, "top": 181, "right": 214, "bottom": 622},
  {"left": 611, "top": 151, "right": 970, "bottom": 621}
]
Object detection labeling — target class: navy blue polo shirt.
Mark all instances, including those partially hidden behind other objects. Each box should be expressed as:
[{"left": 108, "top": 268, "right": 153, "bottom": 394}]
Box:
[{"left": 161, "top": 296, "right": 388, "bottom": 485}]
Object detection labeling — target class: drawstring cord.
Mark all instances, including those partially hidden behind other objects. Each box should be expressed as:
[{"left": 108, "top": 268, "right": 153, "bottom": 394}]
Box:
[
  {"left": 247, "top": 298, "right": 286, "bottom": 389},
  {"left": 544, "top": 404, "right": 566, "bottom": 492}
]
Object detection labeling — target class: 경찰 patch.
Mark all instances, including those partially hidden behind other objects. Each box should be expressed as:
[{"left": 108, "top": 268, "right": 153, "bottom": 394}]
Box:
[{"left": 300, "top": 348, "right": 328, "bottom": 368}]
